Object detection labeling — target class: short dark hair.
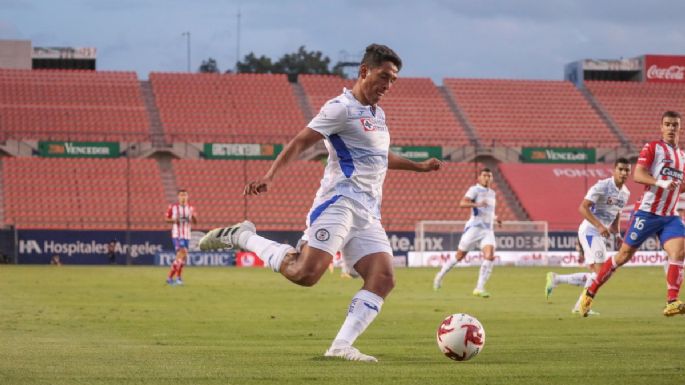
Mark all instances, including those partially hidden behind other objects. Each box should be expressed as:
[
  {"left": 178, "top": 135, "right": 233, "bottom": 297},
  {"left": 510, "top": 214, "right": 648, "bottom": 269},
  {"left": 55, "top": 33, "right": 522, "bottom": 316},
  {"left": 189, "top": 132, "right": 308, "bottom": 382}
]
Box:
[
  {"left": 614, "top": 157, "right": 630, "bottom": 167},
  {"left": 360, "top": 44, "right": 402, "bottom": 72},
  {"left": 662, "top": 111, "right": 681, "bottom": 121},
  {"left": 480, "top": 168, "right": 492, "bottom": 174},
  {"left": 177, "top": 189, "right": 187, "bottom": 194}
]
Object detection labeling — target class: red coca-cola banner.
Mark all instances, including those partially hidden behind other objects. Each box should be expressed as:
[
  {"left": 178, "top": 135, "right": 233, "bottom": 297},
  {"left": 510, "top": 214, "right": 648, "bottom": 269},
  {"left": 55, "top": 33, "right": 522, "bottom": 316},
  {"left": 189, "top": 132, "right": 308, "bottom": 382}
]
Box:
[{"left": 644, "top": 55, "right": 685, "bottom": 83}]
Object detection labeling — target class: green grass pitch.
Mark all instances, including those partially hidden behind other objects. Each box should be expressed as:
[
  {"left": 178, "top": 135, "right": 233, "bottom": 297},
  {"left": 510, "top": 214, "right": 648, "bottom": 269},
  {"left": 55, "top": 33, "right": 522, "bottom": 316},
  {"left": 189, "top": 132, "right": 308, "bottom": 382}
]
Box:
[{"left": 1, "top": 265, "right": 684, "bottom": 385}]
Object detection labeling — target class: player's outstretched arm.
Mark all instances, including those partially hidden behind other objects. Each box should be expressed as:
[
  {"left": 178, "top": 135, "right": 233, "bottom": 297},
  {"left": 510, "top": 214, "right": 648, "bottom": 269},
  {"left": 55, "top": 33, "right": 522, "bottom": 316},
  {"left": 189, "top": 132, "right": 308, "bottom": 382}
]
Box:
[
  {"left": 387, "top": 151, "right": 442, "bottom": 172},
  {"left": 634, "top": 164, "right": 678, "bottom": 190},
  {"left": 244, "top": 127, "right": 324, "bottom": 196}
]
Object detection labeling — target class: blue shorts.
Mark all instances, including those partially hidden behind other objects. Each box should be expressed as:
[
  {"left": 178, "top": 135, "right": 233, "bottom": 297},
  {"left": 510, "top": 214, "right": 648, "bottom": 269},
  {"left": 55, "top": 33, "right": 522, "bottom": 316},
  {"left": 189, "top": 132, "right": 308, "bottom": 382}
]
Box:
[
  {"left": 624, "top": 210, "right": 685, "bottom": 248},
  {"left": 173, "top": 238, "right": 190, "bottom": 251}
]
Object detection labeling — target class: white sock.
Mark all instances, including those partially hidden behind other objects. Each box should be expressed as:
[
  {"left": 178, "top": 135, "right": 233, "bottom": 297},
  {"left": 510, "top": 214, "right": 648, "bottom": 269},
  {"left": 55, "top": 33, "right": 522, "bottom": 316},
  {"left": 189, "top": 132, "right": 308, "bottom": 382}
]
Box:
[
  {"left": 555, "top": 272, "right": 590, "bottom": 287},
  {"left": 475, "top": 259, "right": 494, "bottom": 291},
  {"left": 434, "top": 256, "right": 458, "bottom": 285},
  {"left": 331, "top": 290, "right": 384, "bottom": 349},
  {"left": 244, "top": 234, "right": 295, "bottom": 272}
]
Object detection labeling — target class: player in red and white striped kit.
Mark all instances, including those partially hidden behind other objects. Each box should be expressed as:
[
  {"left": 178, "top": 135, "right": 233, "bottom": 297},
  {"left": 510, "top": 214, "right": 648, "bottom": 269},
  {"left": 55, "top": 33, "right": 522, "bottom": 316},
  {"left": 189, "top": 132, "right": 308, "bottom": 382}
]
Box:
[
  {"left": 579, "top": 111, "right": 685, "bottom": 317},
  {"left": 165, "top": 189, "right": 197, "bottom": 285}
]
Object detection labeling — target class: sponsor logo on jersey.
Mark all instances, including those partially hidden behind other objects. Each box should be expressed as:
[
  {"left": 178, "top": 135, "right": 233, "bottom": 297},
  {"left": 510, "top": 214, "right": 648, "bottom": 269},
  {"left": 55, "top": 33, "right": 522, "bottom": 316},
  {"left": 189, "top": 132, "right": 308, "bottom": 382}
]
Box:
[
  {"left": 360, "top": 117, "right": 388, "bottom": 132},
  {"left": 660, "top": 166, "right": 684, "bottom": 180},
  {"left": 630, "top": 232, "right": 638, "bottom": 241}
]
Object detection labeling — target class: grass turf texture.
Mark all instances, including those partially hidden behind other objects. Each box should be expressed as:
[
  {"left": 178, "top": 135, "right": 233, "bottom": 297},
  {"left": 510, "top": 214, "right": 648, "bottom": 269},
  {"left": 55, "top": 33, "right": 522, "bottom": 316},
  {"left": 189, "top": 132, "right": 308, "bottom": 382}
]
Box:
[{"left": 1, "top": 266, "right": 684, "bottom": 385}]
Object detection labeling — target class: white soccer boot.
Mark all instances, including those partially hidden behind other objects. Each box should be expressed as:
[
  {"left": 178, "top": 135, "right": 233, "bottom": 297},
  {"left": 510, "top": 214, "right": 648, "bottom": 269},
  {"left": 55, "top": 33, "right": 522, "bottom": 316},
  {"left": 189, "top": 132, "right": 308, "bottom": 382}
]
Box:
[
  {"left": 199, "top": 220, "right": 256, "bottom": 251},
  {"left": 324, "top": 346, "right": 378, "bottom": 362}
]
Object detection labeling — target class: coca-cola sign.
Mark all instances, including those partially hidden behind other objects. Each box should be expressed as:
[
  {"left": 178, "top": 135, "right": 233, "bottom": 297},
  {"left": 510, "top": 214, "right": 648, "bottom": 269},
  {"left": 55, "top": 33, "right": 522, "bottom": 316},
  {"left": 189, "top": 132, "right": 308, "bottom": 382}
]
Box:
[{"left": 644, "top": 55, "right": 685, "bottom": 83}]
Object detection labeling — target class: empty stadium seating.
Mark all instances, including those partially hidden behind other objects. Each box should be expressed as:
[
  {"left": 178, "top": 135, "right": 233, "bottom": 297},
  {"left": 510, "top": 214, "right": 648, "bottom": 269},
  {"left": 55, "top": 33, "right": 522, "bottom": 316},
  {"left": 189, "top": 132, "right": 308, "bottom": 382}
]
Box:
[
  {"left": 383, "top": 163, "right": 518, "bottom": 231},
  {"left": 173, "top": 159, "right": 322, "bottom": 231},
  {"left": 499, "top": 163, "right": 642, "bottom": 230},
  {"left": 173, "top": 159, "right": 517, "bottom": 232},
  {"left": 585, "top": 81, "right": 685, "bottom": 148},
  {"left": 149, "top": 72, "right": 306, "bottom": 143},
  {"left": 299, "top": 75, "right": 472, "bottom": 146},
  {"left": 444, "top": 79, "right": 617, "bottom": 147},
  {"left": 3, "top": 158, "right": 167, "bottom": 229},
  {"left": 0, "top": 69, "right": 150, "bottom": 142}
]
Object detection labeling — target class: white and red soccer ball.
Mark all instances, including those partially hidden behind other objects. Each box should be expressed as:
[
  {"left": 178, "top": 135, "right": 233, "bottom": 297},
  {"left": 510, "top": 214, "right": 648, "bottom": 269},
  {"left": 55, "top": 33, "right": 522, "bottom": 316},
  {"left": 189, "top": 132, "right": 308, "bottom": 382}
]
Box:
[{"left": 436, "top": 313, "right": 485, "bottom": 361}]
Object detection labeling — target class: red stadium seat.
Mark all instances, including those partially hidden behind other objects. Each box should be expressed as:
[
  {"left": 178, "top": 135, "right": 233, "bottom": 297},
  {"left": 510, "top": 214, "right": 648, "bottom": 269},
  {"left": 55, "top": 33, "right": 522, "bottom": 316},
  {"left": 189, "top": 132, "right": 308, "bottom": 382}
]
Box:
[
  {"left": 585, "top": 81, "right": 685, "bottom": 149},
  {"left": 444, "top": 78, "right": 617, "bottom": 147},
  {"left": 0, "top": 69, "right": 150, "bottom": 141},
  {"left": 2, "top": 158, "right": 166, "bottom": 230}
]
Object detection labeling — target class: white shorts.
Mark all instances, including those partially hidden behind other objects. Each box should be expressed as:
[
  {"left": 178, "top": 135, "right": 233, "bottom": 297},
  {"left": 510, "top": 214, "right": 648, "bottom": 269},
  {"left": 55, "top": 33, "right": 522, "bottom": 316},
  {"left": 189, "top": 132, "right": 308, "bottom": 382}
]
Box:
[
  {"left": 577, "top": 229, "right": 607, "bottom": 265},
  {"left": 301, "top": 196, "right": 393, "bottom": 270},
  {"left": 458, "top": 226, "right": 496, "bottom": 252}
]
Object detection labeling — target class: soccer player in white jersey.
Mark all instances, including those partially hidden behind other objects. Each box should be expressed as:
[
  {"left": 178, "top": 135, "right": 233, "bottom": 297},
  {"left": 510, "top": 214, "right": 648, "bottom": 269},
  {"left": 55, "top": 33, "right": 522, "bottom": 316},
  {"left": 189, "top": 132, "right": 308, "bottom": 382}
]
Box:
[
  {"left": 579, "top": 111, "right": 685, "bottom": 317},
  {"left": 165, "top": 189, "right": 197, "bottom": 285},
  {"left": 433, "top": 168, "right": 500, "bottom": 298},
  {"left": 199, "top": 44, "right": 442, "bottom": 362},
  {"left": 545, "top": 158, "right": 631, "bottom": 315}
]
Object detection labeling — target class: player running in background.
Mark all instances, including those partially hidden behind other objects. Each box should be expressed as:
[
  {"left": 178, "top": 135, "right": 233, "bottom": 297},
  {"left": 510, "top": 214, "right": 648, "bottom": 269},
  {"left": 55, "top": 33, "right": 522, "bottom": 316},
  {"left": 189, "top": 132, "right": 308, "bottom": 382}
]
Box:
[
  {"left": 579, "top": 111, "right": 685, "bottom": 317},
  {"left": 166, "top": 189, "right": 197, "bottom": 285},
  {"left": 433, "top": 168, "right": 500, "bottom": 298},
  {"left": 546, "top": 158, "right": 631, "bottom": 315},
  {"left": 199, "top": 44, "right": 441, "bottom": 362}
]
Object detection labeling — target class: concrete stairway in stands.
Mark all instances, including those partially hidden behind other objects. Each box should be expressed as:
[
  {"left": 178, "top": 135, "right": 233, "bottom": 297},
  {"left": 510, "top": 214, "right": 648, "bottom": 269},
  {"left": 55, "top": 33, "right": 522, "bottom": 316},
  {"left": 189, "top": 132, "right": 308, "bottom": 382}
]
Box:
[
  {"left": 157, "top": 157, "right": 178, "bottom": 205},
  {"left": 439, "top": 86, "right": 480, "bottom": 146},
  {"left": 140, "top": 81, "right": 167, "bottom": 147}
]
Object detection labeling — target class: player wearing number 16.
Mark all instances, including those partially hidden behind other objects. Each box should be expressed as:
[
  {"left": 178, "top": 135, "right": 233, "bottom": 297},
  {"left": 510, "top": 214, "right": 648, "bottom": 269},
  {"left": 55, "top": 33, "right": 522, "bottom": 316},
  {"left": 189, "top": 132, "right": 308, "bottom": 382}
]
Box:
[{"left": 579, "top": 111, "right": 685, "bottom": 317}]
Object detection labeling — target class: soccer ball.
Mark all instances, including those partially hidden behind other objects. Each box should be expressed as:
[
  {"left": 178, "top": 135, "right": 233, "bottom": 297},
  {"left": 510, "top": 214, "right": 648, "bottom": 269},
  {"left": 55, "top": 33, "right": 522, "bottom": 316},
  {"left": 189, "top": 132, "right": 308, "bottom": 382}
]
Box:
[{"left": 436, "top": 313, "right": 485, "bottom": 361}]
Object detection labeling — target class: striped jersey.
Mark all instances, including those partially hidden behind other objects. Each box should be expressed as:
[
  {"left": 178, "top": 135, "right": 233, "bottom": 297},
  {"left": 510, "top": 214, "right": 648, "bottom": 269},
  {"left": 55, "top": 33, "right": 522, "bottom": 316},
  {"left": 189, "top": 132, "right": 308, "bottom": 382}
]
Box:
[
  {"left": 578, "top": 177, "right": 630, "bottom": 235},
  {"left": 464, "top": 184, "right": 497, "bottom": 230},
  {"left": 636, "top": 140, "right": 685, "bottom": 216},
  {"left": 307, "top": 88, "right": 390, "bottom": 218},
  {"left": 167, "top": 204, "right": 195, "bottom": 239}
]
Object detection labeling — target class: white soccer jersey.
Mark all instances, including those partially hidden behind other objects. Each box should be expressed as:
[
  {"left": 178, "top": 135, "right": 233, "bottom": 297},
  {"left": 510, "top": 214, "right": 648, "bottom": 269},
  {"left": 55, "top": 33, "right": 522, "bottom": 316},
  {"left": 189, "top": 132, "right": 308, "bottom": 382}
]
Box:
[
  {"left": 167, "top": 204, "right": 195, "bottom": 239},
  {"left": 307, "top": 88, "right": 390, "bottom": 218},
  {"left": 636, "top": 140, "right": 685, "bottom": 216},
  {"left": 463, "top": 184, "right": 497, "bottom": 230},
  {"left": 578, "top": 177, "right": 630, "bottom": 235}
]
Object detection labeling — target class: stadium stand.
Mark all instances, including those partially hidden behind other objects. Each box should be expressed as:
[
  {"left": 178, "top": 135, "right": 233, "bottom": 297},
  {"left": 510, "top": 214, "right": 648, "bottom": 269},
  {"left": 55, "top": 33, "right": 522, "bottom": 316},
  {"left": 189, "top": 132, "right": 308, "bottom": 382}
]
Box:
[
  {"left": 444, "top": 79, "right": 617, "bottom": 147},
  {"left": 499, "top": 163, "right": 643, "bottom": 230},
  {"left": 149, "top": 72, "right": 306, "bottom": 143},
  {"left": 0, "top": 69, "right": 149, "bottom": 142},
  {"left": 3, "top": 158, "right": 166, "bottom": 229},
  {"left": 173, "top": 159, "right": 517, "bottom": 232},
  {"left": 584, "top": 81, "right": 685, "bottom": 149},
  {"left": 383, "top": 163, "right": 518, "bottom": 231},
  {"left": 299, "top": 75, "right": 471, "bottom": 146},
  {"left": 173, "top": 159, "right": 322, "bottom": 231}
]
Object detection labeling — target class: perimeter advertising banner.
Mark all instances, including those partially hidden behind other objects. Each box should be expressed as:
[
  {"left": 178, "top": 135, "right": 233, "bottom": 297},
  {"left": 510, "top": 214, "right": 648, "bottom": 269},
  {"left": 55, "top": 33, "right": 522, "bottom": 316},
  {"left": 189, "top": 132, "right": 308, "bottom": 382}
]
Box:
[
  {"left": 204, "top": 143, "right": 283, "bottom": 159},
  {"left": 408, "top": 250, "right": 667, "bottom": 268},
  {"left": 14, "top": 229, "right": 303, "bottom": 265},
  {"left": 521, "top": 147, "right": 595, "bottom": 164},
  {"left": 643, "top": 55, "right": 685, "bottom": 83},
  {"left": 390, "top": 146, "right": 442, "bottom": 161},
  {"left": 16, "top": 230, "right": 170, "bottom": 264},
  {"left": 156, "top": 251, "right": 235, "bottom": 266},
  {"left": 12, "top": 229, "right": 661, "bottom": 265},
  {"left": 38, "top": 141, "right": 120, "bottom": 158}
]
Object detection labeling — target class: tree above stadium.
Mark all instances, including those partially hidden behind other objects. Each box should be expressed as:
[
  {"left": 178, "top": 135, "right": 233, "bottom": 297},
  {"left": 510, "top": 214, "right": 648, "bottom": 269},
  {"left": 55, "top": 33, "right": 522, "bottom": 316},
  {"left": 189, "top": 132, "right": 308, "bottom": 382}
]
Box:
[{"left": 236, "top": 46, "right": 346, "bottom": 81}]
